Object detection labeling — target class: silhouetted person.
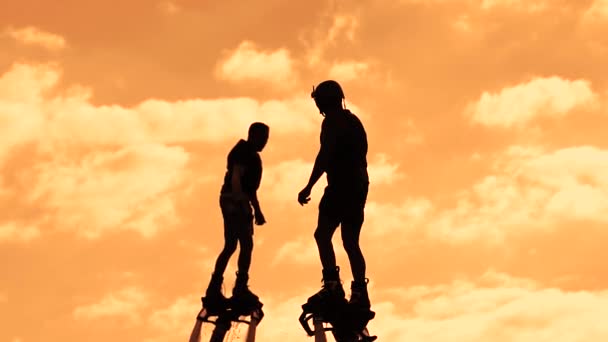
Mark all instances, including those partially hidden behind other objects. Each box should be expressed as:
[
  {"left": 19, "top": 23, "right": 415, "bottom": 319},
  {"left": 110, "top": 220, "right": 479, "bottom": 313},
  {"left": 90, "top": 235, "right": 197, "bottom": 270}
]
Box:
[
  {"left": 205, "top": 122, "right": 269, "bottom": 308},
  {"left": 298, "top": 80, "right": 371, "bottom": 309}
]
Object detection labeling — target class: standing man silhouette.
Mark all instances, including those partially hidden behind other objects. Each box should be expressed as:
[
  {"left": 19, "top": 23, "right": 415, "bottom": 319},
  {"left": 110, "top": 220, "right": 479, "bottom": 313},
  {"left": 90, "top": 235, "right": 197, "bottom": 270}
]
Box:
[
  {"left": 298, "top": 80, "right": 371, "bottom": 309},
  {"left": 204, "top": 122, "right": 269, "bottom": 309}
]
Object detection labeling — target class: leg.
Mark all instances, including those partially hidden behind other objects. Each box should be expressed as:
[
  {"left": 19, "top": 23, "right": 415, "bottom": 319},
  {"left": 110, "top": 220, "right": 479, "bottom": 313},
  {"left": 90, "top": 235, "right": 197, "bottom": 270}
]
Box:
[
  {"left": 310, "top": 188, "right": 345, "bottom": 299},
  {"left": 341, "top": 186, "right": 370, "bottom": 308},
  {"left": 236, "top": 219, "right": 254, "bottom": 275},
  {"left": 341, "top": 219, "right": 366, "bottom": 282},
  {"left": 211, "top": 217, "right": 239, "bottom": 277},
  {"left": 314, "top": 214, "right": 340, "bottom": 271},
  {"left": 233, "top": 207, "right": 259, "bottom": 302},
  {"left": 205, "top": 197, "right": 241, "bottom": 298},
  {"left": 315, "top": 189, "right": 341, "bottom": 271},
  {"left": 341, "top": 185, "right": 368, "bottom": 282}
]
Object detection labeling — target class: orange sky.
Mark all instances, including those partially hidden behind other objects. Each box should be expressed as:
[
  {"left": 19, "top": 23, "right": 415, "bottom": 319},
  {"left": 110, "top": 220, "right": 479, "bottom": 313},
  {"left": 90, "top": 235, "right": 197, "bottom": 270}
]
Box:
[{"left": 1, "top": 0, "right": 608, "bottom": 341}]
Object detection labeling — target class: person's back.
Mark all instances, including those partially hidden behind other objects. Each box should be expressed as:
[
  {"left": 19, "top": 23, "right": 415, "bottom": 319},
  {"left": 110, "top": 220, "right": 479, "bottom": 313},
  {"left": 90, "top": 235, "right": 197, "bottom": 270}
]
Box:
[
  {"left": 322, "top": 109, "right": 369, "bottom": 190},
  {"left": 221, "top": 139, "right": 262, "bottom": 198}
]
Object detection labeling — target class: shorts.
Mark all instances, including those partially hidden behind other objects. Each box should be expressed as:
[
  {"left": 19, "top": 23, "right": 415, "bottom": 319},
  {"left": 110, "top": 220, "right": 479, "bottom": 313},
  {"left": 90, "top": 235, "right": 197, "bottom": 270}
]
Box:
[
  {"left": 318, "top": 183, "right": 368, "bottom": 226},
  {"left": 219, "top": 193, "right": 254, "bottom": 238}
]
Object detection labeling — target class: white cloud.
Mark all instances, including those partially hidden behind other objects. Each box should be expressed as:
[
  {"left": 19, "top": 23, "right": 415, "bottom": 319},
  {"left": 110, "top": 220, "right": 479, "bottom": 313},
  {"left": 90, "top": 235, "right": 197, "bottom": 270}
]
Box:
[
  {"left": 365, "top": 145, "right": 608, "bottom": 245},
  {"left": 233, "top": 271, "right": 608, "bottom": 342},
  {"left": 4, "top": 26, "right": 66, "bottom": 50},
  {"left": 271, "top": 237, "right": 318, "bottom": 266},
  {"left": 328, "top": 61, "right": 369, "bottom": 82},
  {"left": 73, "top": 287, "right": 148, "bottom": 323},
  {"left": 263, "top": 154, "right": 404, "bottom": 205},
  {"left": 466, "top": 77, "right": 597, "bottom": 128},
  {"left": 480, "top": 0, "right": 549, "bottom": 12},
  {"left": 157, "top": 1, "right": 180, "bottom": 14},
  {"left": 0, "top": 62, "right": 337, "bottom": 240},
  {"left": 145, "top": 297, "right": 197, "bottom": 342},
  {"left": 368, "top": 272, "right": 608, "bottom": 342},
  {"left": 0, "top": 62, "right": 322, "bottom": 153},
  {"left": 510, "top": 146, "right": 608, "bottom": 221},
  {"left": 216, "top": 41, "right": 295, "bottom": 87},
  {"left": 26, "top": 144, "right": 189, "bottom": 239},
  {"left": 304, "top": 14, "right": 359, "bottom": 67},
  {"left": 0, "top": 222, "right": 40, "bottom": 243},
  {"left": 583, "top": 0, "right": 608, "bottom": 25},
  {"left": 365, "top": 198, "right": 434, "bottom": 238},
  {"left": 368, "top": 153, "right": 406, "bottom": 185}
]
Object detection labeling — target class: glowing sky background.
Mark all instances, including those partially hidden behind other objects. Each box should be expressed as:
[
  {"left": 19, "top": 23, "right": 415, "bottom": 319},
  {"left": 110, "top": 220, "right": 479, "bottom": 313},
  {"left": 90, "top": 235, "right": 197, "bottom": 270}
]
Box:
[{"left": 1, "top": 0, "right": 608, "bottom": 341}]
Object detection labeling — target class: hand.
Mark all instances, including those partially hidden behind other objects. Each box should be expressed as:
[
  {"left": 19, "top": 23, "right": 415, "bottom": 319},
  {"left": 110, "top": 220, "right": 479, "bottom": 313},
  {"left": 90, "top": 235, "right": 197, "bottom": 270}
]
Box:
[
  {"left": 298, "top": 186, "right": 312, "bottom": 206},
  {"left": 254, "top": 210, "right": 266, "bottom": 226}
]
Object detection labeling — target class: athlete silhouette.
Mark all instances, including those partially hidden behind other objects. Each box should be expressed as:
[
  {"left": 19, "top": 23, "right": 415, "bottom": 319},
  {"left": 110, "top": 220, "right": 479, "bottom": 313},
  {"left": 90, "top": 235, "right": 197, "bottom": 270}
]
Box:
[
  {"left": 205, "top": 122, "right": 269, "bottom": 309},
  {"left": 298, "top": 80, "right": 371, "bottom": 309}
]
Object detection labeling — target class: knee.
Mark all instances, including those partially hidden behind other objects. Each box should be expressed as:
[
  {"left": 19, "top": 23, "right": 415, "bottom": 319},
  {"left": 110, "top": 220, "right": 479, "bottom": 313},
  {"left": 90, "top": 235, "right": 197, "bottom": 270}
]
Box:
[
  {"left": 222, "top": 240, "right": 238, "bottom": 254},
  {"left": 241, "top": 237, "right": 253, "bottom": 252},
  {"left": 342, "top": 239, "right": 356, "bottom": 254},
  {"left": 342, "top": 234, "right": 359, "bottom": 254},
  {"left": 314, "top": 228, "right": 330, "bottom": 243}
]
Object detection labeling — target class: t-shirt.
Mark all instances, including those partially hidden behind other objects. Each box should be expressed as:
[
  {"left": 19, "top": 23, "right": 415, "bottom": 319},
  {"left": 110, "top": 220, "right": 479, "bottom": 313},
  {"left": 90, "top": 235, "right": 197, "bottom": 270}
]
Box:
[
  {"left": 320, "top": 109, "right": 369, "bottom": 189},
  {"left": 220, "top": 139, "right": 262, "bottom": 197}
]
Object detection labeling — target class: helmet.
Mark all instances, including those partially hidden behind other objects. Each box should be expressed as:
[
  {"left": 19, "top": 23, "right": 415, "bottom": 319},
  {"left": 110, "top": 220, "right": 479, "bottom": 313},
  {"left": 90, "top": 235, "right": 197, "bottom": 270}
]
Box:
[{"left": 311, "top": 80, "right": 345, "bottom": 101}]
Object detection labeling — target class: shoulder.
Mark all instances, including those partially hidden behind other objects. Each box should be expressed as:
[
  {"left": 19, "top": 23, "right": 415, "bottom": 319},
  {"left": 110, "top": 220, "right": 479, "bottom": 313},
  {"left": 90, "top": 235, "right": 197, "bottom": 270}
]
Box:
[
  {"left": 229, "top": 140, "right": 249, "bottom": 160},
  {"left": 346, "top": 110, "right": 366, "bottom": 130}
]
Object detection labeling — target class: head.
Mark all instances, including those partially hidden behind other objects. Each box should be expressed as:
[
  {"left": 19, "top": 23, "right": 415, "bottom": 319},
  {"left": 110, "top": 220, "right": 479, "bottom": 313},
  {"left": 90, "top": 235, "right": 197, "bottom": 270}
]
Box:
[
  {"left": 247, "top": 122, "right": 269, "bottom": 152},
  {"left": 311, "top": 80, "right": 345, "bottom": 116}
]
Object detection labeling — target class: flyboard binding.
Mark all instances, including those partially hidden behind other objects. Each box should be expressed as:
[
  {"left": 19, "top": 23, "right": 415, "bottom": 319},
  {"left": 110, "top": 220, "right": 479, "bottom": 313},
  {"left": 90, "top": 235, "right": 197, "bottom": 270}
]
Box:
[
  {"left": 299, "top": 292, "right": 377, "bottom": 342},
  {"left": 190, "top": 295, "right": 264, "bottom": 342}
]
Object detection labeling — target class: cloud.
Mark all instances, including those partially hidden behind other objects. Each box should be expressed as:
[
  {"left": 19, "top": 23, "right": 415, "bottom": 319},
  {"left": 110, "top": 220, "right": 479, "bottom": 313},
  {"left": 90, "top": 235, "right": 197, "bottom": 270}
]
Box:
[
  {"left": 221, "top": 271, "right": 608, "bottom": 341},
  {"left": 0, "top": 62, "right": 338, "bottom": 240},
  {"left": 4, "top": 26, "right": 66, "bottom": 50},
  {"left": 0, "top": 62, "right": 321, "bottom": 151},
  {"left": 27, "top": 143, "right": 189, "bottom": 239},
  {"left": 328, "top": 61, "right": 370, "bottom": 82},
  {"left": 157, "top": 1, "right": 180, "bottom": 14},
  {"left": 263, "top": 154, "right": 405, "bottom": 205},
  {"left": 215, "top": 41, "right": 296, "bottom": 87},
  {"left": 145, "top": 296, "right": 197, "bottom": 342},
  {"left": 466, "top": 77, "right": 597, "bottom": 128},
  {"left": 365, "top": 198, "right": 434, "bottom": 239},
  {"left": 508, "top": 146, "right": 608, "bottom": 221},
  {"left": 0, "top": 222, "right": 40, "bottom": 243},
  {"left": 480, "top": 0, "right": 549, "bottom": 12},
  {"left": 271, "top": 237, "right": 318, "bottom": 266},
  {"left": 73, "top": 287, "right": 148, "bottom": 323},
  {"left": 364, "top": 145, "right": 608, "bottom": 245},
  {"left": 369, "top": 271, "right": 608, "bottom": 342},
  {"left": 583, "top": 0, "right": 608, "bottom": 24},
  {"left": 303, "top": 14, "right": 359, "bottom": 67}
]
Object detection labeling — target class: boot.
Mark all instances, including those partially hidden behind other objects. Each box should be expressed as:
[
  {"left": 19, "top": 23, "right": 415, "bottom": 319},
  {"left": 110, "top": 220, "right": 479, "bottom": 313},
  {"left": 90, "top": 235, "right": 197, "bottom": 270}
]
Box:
[
  {"left": 204, "top": 273, "right": 228, "bottom": 310},
  {"left": 312, "top": 266, "right": 345, "bottom": 300},
  {"left": 349, "top": 278, "right": 370, "bottom": 309},
  {"left": 232, "top": 271, "right": 259, "bottom": 302}
]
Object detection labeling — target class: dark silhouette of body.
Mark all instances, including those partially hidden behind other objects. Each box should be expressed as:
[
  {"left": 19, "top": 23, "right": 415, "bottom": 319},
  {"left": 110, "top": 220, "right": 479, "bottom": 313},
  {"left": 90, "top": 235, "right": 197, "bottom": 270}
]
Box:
[
  {"left": 205, "top": 122, "right": 269, "bottom": 308},
  {"left": 298, "top": 80, "right": 371, "bottom": 309}
]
